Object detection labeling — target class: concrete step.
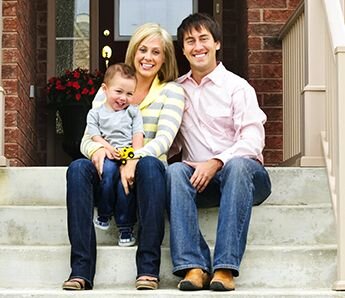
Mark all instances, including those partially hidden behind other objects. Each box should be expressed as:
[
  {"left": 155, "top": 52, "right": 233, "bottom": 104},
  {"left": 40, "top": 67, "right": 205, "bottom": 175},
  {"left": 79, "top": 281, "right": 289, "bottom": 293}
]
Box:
[
  {"left": 0, "top": 204, "right": 336, "bottom": 246},
  {"left": 0, "top": 167, "right": 331, "bottom": 206},
  {"left": 0, "top": 288, "right": 344, "bottom": 297},
  {"left": 0, "top": 245, "right": 336, "bottom": 289}
]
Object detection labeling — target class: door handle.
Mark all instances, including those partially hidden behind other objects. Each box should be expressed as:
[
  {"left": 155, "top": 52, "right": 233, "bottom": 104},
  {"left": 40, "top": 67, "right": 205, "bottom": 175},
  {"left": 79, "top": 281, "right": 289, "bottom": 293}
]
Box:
[{"left": 102, "top": 45, "right": 112, "bottom": 68}]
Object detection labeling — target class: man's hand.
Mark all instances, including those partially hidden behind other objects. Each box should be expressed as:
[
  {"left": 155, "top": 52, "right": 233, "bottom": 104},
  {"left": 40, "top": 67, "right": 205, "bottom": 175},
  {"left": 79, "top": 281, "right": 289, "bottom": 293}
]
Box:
[
  {"left": 120, "top": 159, "right": 139, "bottom": 195},
  {"left": 184, "top": 159, "right": 223, "bottom": 193}
]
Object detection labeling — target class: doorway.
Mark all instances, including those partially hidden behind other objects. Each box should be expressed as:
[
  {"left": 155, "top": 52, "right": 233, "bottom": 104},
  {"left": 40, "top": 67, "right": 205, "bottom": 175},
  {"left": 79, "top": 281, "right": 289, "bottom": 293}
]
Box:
[{"left": 98, "top": 0, "right": 214, "bottom": 76}]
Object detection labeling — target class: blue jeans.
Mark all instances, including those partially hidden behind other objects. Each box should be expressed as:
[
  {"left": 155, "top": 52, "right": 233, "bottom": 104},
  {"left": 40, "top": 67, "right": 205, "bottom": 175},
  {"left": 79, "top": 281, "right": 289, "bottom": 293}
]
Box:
[
  {"left": 66, "top": 156, "right": 166, "bottom": 289},
  {"left": 167, "top": 157, "right": 271, "bottom": 277},
  {"left": 98, "top": 158, "right": 136, "bottom": 227}
]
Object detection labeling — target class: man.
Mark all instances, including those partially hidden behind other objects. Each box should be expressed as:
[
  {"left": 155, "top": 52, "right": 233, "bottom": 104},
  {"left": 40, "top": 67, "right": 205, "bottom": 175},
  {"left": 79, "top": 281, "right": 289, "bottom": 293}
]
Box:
[{"left": 167, "top": 13, "right": 272, "bottom": 291}]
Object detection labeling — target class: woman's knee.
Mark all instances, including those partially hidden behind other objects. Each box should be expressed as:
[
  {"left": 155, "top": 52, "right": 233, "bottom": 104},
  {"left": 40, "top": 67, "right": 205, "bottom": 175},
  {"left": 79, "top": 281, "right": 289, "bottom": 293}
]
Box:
[{"left": 136, "top": 156, "right": 165, "bottom": 177}]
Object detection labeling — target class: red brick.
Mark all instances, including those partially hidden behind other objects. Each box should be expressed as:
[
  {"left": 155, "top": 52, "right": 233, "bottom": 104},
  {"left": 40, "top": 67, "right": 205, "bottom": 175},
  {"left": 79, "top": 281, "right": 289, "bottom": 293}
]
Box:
[
  {"left": 265, "top": 135, "right": 283, "bottom": 149},
  {"left": 248, "top": 9, "right": 261, "bottom": 22},
  {"left": 248, "top": 23, "right": 283, "bottom": 36},
  {"left": 263, "top": 64, "right": 282, "bottom": 78},
  {"left": 262, "top": 107, "right": 283, "bottom": 121},
  {"left": 2, "top": 49, "right": 20, "bottom": 63},
  {"left": 288, "top": 0, "right": 302, "bottom": 9},
  {"left": 264, "top": 121, "right": 283, "bottom": 134},
  {"left": 263, "top": 149, "right": 283, "bottom": 165},
  {"left": 2, "top": 33, "right": 18, "bottom": 48},
  {"left": 4, "top": 111, "right": 17, "bottom": 126},
  {"left": 263, "top": 93, "right": 283, "bottom": 106},
  {"left": 3, "top": 2, "right": 17, "bottom": 16},
  {"left": 248, "top": 65, "right": 262, "bottom": 78},
  {"left": 2, "top": 65, "right": 18, "bottom": 79},
  {"left": 248, "top": 51, "right": 282, "bottom": 64},
  {"left": 248, "top": 37, "right": 262, "bottom": 50},
  {"left": 3, "top": 17, "right": 17, "bottom": 31},
  {"left": 264, "top": 9, "right": 295, "bottom": 22},
  {"left": 250, "top": 79, "right": 282, "bottom": 92},
  {"left": 3, "top": 80, "right": 18, "bottom": 96},
  {"left": 248, "top": 0, "right": 287, "bottom": 9},
  {"left": 263, "top": 37, "right": 282, "bottom": 50}
]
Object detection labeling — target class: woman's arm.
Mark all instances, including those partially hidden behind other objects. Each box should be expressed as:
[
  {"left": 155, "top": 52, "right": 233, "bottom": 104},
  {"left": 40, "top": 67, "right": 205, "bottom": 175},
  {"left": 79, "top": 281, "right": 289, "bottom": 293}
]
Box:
[{"left": 134, "top": 82, "right": 185, "bottom": 159}]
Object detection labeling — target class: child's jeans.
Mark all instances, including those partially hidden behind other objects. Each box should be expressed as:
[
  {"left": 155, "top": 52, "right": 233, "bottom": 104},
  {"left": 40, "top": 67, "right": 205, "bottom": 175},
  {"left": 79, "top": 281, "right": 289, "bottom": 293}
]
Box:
[{"left": 98, "top": 158, "right": 137, "bottom": 227}]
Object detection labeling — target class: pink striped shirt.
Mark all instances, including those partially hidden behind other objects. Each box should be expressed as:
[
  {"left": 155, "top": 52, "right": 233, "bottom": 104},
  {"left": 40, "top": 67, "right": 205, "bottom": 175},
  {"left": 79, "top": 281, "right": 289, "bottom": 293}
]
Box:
[{"left": 171, "top": 62, "right": 267, "bottom": 165}]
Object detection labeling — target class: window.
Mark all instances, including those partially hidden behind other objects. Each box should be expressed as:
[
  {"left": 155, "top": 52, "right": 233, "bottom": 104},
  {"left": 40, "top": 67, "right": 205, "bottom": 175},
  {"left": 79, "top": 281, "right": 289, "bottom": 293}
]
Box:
[
  {"left": 55, "top": 0, "right": 90, "bottom": 75},
  {"left": 114, "top": 0, "right": 197, "bottom": 40}
]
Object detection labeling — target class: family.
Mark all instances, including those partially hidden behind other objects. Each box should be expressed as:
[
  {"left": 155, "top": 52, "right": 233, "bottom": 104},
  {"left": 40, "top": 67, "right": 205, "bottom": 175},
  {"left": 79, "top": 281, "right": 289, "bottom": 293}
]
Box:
[{"left": 62, "top": 12, "right": 272, "bottom": 292}]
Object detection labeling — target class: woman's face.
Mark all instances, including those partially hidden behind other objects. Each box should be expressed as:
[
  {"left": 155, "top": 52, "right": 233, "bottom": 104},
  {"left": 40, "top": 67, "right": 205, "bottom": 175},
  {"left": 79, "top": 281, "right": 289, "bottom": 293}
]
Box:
[{"left": 134, "top": 36, "right": 165, "bottom": 81}]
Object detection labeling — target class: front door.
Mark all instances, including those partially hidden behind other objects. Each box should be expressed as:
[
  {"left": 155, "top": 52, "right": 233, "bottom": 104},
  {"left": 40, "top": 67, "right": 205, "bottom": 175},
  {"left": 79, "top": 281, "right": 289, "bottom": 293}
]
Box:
[{"left": 98, "top": 0, "right": 214, "bottom": 76}]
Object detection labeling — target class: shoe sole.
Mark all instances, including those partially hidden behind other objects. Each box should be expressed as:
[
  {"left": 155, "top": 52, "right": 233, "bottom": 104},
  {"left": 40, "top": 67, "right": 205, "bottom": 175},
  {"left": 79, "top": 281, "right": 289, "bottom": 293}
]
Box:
[
  {"left": 118, "top": 241, "right": 136, "bottom": 247},
  {"left": 210, "top": 281, "right": 235, "bottom": 291},
  {"left": 178, "top": 280, "right": 207, "bottom": 291}
]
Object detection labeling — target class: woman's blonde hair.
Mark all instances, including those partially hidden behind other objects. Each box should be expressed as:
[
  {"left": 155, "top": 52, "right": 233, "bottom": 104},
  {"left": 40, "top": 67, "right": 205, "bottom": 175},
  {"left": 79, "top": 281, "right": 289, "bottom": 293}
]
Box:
[{"left": 125, "top": 23, "right": 178, "bottom": 83}]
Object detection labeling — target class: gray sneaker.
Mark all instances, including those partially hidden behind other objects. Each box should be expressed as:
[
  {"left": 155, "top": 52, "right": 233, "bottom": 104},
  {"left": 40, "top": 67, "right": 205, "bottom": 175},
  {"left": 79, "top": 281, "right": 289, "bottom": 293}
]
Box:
[{"left": 118, "top": 228, "right": 136, "bottom": 247}]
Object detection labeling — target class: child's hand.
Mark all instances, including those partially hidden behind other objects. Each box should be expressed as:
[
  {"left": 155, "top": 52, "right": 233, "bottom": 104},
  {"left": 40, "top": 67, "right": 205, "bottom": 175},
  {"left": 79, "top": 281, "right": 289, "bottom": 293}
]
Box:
[{"left": 112, "top": 147, "right": 121, "bottom": 160}]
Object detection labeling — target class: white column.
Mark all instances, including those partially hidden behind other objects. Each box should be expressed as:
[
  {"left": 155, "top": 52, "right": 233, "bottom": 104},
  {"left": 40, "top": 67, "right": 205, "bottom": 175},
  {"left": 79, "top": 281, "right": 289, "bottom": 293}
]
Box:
[{"left": 301, "top": 0, "right": 326, "bottom": 166}]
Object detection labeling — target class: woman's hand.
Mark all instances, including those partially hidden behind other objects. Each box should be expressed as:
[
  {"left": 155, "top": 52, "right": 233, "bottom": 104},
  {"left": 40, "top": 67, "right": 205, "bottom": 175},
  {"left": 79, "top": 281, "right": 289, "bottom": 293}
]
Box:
[
  {"left": 120, "top": 159, "right": 139, "bottom": 195},
  {"left": 91, "top": 147, "right": 116, "bottom": 176}
]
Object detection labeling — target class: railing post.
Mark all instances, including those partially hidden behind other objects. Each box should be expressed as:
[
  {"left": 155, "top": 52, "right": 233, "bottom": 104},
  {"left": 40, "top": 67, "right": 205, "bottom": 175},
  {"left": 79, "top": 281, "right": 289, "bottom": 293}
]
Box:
[
  {"left": 301, "top": 0, "right": 326, "bottom": 166},
  {"left": 333, "top": 48, "right": 345, "bottom": 291}
]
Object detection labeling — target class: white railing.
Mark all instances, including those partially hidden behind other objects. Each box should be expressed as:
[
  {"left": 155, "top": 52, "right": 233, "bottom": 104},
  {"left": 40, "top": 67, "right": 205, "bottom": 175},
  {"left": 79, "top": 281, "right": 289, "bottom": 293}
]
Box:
[
  {"left": 321, "top": 0, "right": 345, "bottom": 290},
  {"left": 280, "top": 3, "right": 305, "bottom": 163}
]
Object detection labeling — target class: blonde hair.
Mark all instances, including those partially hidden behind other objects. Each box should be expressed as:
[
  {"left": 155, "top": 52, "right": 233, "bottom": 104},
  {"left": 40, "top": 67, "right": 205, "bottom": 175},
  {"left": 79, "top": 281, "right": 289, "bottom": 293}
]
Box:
[{"left": 125, "top": 23, "right": 178, "bottom": 83}]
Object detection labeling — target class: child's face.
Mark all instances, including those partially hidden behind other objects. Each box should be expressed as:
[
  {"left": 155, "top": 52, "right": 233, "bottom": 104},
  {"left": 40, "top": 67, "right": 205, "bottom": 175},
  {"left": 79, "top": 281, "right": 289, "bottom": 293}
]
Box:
[{"left": 103, "top": 73, "right": 136, "bottom": 111}]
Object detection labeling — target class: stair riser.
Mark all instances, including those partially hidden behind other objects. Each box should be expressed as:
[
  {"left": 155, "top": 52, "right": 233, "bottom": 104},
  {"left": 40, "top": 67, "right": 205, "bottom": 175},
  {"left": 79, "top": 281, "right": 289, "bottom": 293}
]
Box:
[
  {"left": 0, "top": 246, "right": 336, "bottom": 289},
  {"left": 0, "top": 206, "right": 335, "bottom": 246},
  {"left": 0, "top": 168, "right": 330, "bottom": 206}
]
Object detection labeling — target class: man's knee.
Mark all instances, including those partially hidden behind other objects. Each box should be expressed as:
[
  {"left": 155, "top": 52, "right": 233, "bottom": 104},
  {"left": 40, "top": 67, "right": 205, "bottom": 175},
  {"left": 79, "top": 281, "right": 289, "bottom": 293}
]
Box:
[{"left": 167, "top": 162, "right": 190, "bottom": 180}]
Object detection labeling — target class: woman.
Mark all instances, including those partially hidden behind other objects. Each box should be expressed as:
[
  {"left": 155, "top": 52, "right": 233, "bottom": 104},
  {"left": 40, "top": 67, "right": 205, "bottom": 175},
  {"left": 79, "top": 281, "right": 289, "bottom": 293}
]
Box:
[{"left": 62, "top": 23, "right": 185, "bottom": 290}]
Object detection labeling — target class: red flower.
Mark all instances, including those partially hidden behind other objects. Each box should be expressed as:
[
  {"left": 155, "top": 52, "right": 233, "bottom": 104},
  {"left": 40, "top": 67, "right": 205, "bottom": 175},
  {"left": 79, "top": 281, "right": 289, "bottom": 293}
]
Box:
[{"left": 46, "top": 67, "right": 104, "bottom": 107}]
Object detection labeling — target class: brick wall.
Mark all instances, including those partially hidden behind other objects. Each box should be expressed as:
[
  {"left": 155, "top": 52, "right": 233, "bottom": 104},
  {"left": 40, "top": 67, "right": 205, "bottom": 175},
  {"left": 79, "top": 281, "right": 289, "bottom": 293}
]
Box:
[
  {"left": 2, "top": 0, "right": 47, "bottom": 166},
  {"left": 247, "top": 0, "right": 301, "bottom": 165}
]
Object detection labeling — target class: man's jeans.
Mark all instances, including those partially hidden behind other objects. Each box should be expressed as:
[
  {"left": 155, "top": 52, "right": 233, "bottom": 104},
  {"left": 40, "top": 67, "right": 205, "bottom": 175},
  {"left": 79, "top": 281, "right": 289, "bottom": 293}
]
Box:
[
  {"left": 167, "top": 157, "right": 271, "bottom": 277},
  {"left": 66, "top": 156, "right": 166, "bottom": 289},
  {"left": 98, "top": 158, "right": 136, "bottom": 227}
]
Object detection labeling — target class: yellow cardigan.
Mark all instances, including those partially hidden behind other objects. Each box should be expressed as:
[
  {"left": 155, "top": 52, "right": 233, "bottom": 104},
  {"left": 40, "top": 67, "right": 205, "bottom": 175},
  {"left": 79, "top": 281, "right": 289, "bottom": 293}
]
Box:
[{"left": 80, "top": 76, "right": 185, "bottom": 163}]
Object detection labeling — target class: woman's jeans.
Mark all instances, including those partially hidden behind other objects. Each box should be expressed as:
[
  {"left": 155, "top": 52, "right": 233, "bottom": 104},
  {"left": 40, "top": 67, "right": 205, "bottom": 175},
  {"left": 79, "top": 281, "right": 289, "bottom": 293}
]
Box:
[
  {"left": 66, "top": 156, "right": 166, "bottom": 289},
  {"left": 167, "top": 157, "right": 272, "bottom": 277},
  {"left": 98, "top": 158, "right": 136, "bottom": 228}
]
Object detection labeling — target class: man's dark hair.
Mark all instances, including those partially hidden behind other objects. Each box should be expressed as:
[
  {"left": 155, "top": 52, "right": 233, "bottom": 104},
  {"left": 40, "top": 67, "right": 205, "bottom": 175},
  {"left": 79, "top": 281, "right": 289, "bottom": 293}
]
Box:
[{"left": 177, "top": 13, "right": 222, "bottom": 49}]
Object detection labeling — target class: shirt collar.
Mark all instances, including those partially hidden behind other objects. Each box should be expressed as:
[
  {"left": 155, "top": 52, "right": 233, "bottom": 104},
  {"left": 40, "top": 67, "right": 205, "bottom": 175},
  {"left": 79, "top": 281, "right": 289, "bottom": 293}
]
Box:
[
  {"left": 177, "top": 62, "right": 225, "bottom": 87},
  {"left": 139, "top": 76, "right": 166, "bottom": 110}
]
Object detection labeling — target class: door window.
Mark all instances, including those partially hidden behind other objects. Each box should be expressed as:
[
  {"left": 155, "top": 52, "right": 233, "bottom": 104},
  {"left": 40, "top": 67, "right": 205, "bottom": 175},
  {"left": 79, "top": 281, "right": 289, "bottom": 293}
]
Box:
[{"left": 55, "top": 0, "right": 90, "bottom": 75}]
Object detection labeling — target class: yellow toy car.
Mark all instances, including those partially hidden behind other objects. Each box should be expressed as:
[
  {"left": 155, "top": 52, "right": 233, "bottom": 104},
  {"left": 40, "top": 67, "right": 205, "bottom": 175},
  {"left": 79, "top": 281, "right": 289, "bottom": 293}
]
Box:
[{"left": 118, "top": 146, "right": 135, "bottom": 165}]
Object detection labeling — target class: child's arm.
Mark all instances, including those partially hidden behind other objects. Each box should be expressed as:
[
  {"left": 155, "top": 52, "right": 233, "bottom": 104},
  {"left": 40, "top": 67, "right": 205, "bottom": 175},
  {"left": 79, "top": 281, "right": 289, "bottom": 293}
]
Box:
[
  {"left": 132, "top": 132, "right": 144, "bottom": 150},
  {"left": 91, "top": 135, "right": 120, "bottom": 159}
]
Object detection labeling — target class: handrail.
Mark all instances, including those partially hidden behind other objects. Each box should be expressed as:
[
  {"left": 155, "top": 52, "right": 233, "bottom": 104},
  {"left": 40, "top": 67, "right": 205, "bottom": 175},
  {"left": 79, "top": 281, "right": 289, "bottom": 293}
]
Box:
[
  {"left": 321, "top": 0, "right": 345, "bottom": 291},
  {"left": 323, "top": 0, "right": 345, "bottom": 50}
]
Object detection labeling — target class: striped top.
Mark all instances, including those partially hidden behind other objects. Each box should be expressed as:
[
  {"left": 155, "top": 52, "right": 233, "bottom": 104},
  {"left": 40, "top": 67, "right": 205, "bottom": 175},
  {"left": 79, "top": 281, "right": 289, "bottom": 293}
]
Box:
[{"left": 80, "top": 76, "right": 185, "bottom": 163}]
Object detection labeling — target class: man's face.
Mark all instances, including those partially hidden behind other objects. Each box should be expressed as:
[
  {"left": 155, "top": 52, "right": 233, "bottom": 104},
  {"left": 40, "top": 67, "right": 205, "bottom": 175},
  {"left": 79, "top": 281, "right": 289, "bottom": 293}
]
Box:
[{"left": 182, "top": 26, "right": 220, "bottom": 74}]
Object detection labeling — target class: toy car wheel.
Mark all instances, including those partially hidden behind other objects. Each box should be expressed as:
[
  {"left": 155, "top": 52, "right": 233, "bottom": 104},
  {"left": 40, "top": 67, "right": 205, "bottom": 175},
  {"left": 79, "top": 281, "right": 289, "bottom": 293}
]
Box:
[
  {"left": 121, "top": 159, "right": 127, "bottom": 165},
  {"left": 128, "top": 152, "right": 134, "bottom": 158}
]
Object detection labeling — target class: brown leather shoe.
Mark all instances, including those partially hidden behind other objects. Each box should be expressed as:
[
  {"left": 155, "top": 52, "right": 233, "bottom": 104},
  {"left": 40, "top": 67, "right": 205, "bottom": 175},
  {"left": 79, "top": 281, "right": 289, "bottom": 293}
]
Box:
[
  {"left": 178, "top": 268, "right": 210, "bottom": 291},
  {"left": 210, "top": 269, "right": 235, "bottom": 291}
]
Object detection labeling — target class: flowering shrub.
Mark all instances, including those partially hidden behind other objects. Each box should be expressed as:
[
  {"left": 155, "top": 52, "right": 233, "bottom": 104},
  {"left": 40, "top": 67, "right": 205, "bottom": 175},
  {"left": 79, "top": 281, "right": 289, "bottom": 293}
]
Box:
[{"left": 47, "top": 68, "right": 103, "bottom": 108}]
